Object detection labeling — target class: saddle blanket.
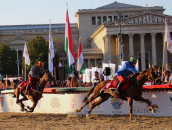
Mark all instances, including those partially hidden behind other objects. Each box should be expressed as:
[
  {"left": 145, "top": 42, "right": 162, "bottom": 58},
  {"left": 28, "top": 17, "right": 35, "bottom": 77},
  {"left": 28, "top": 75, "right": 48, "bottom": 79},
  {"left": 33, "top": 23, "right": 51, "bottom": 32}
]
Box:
[
  {"left": 18, "top": 80, "right": 37, "bottom": 91},
  {"left": 102, "top": 79, "right": 129, "bottom": 91}
]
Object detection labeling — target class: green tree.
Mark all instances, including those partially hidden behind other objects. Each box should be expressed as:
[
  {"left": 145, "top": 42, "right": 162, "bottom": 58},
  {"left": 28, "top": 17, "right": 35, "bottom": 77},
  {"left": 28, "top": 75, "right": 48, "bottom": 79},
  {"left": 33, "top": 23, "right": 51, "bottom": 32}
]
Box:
[
  {"left": 26, "top": 36, "right": 49, "bottom": 72},
  {"left": 24, "top": 36, "right": 60, "bottom": 74},
  {"left": 0, "top": 43, "right": 18, "bottom": 75}
]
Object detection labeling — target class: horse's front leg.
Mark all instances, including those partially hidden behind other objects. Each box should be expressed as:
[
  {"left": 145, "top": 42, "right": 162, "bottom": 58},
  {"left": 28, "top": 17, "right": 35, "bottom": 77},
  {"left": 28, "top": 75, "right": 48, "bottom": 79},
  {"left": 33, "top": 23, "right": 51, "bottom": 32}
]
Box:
[
  {"left": 15, "top": 88, "right": 20, "bottom": 103},
  {"left": 87, "top": 94, "right": 110, "bottom": 118},
  {"left": 127, "top": 97, "right": 133, "bottom": 119},
  {"left": 75, "top": 95, "right": 97, "bottom": 113},
  {"left": 28, "top": 97, "right": 38, "bottom": 112},
  {"left": 135, "top": 96, "right": 158, "bottom": 114}
]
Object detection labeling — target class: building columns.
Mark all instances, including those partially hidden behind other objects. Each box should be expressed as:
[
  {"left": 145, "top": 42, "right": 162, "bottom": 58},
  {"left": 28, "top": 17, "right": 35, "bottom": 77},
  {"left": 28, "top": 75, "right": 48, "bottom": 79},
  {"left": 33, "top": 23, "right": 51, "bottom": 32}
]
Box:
[
  {"left": 151, "top": 33, "right": 157, "bottom": 65},
  {"left": 94, "top": 59, "right": 97, "bottom": 67},
  {"left": 106, "top": 35, "right": 111, "bottom": 62},
  {"left": 88, "top": 59, "right": 90, "bottom": 68},
  {"left": 128, "top": 34, "right": 134, "bottom": 56},
  {"left": 140, "top": 33, "right": 146, "bottom": 71},
  {"left": 162, "top": 33, "right": 168, "bottom": 65},
  {"left": 101, "top": 16, "right": 103, "bottom": 24},
  {"left": 96, "top": 16, "right": 97, "bottom": 25}
]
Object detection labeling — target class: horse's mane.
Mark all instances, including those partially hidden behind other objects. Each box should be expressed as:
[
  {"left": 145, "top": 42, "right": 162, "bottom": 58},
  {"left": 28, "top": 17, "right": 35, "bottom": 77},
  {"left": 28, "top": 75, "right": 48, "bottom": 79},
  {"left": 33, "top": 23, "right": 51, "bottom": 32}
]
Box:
[{"left": 133, "top": 69, "right": 150, "bottom": 78}]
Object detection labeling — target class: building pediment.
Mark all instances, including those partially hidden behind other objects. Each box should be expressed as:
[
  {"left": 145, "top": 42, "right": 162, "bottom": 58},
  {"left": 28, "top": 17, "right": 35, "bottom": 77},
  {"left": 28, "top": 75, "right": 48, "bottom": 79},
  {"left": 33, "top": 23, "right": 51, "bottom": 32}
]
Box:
[
  {"left": 124, "top": 12, "right": 172, "bottom": 25},
  {"left": 104, "top": 12, "right": 172, "bottom": 27}
]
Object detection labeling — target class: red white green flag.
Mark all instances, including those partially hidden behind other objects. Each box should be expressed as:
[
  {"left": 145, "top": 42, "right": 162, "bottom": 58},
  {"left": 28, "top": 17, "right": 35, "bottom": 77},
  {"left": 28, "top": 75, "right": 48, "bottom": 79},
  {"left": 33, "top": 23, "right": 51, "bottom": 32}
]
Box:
[
  {"left": 77, "top": 38, "right": 85, "bottom": 73},
  {"left": 58, "top": 60, "right": 62, "bottom": 67},
  {"left": 64, "top": 8, "right": 75, "bottom": 74}
]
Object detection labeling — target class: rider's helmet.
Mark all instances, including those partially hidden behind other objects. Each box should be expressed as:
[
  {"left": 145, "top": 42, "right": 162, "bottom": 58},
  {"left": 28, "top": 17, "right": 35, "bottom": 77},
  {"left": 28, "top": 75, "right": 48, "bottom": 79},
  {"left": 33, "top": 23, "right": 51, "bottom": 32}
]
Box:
[
  {"left": 130, "top": 57, "right": 137, "bottom": 64},
  {"left": 38, "top": 61, "right": 44, "bottom": 67}
]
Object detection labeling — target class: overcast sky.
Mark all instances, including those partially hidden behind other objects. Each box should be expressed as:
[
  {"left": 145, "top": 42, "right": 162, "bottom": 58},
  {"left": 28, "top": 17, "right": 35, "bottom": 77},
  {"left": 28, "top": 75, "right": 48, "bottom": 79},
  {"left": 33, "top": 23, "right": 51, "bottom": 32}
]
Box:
[{"left": 0, "top": 0, "right": 171, "bottom": 25}]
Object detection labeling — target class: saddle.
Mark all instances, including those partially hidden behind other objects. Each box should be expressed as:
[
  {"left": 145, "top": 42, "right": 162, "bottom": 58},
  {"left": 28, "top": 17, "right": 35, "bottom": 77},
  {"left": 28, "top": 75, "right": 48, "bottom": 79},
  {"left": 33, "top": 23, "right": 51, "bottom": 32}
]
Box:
[
  {"left": 102, "top": 78, "right": 129, "bottom": 91},
  {"left": 18, "top": 80, "right": 38, "bottom": 91}
]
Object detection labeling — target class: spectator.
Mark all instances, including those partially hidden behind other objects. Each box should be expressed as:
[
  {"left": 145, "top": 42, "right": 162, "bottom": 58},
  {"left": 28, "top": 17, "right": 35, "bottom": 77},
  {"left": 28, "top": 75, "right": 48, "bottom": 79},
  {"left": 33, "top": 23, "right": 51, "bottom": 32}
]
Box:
[
  {"left": 153, "top": 65, "right": 159, "bottom": 76},
  {"left": 73, "top": 66, "right": 79, "bottom": 79},
  {"left": 99, "top": 74, "right": 104, "bottom": 82},
  {"left": 163, "top": 70, "right": 170, "bottom": 84},
  {"left": 158, "top": 67, "right": 163, "bottom": 79},
  {"left": 1, "top": 80, "right": 6, "bottom": 89},
  {"left": 71, "top": 76, "right": 80, "bottom": 87},
  {"left": 66, "top": 77, "right": 72, "bottom": 87},
  {"left": 92, "top": 71, "right": 99, "bottom": 87},
  {"left": 169, "top": 73, "right": 172, "bottom": 84},
  {"left": 166, "top": 63, "right": 172, "bottom": 73},
  {"left": 45, "top": 82, "right": 51, "bottom": 88}
]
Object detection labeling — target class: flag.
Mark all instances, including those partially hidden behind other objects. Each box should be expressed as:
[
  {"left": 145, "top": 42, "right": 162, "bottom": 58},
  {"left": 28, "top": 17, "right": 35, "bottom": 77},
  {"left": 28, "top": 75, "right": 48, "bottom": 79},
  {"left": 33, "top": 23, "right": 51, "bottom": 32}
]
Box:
[
  {"left": 77, "top": 38, "right": 85, "bottom": 73},
  {"left": 165, "top": 18, "right": 172, "bottom": 53},
  {"left": 48, "top": 20, "right": 55, "bottom": 74},
  {"left": 65, "top": 8, "right": 75, "bottom": 74},
  {"left": 58, "top": 60, "right": 62, "bottom": 67},
  {"left": 23, "top": 42, "right": 30, "bottom": 65}
]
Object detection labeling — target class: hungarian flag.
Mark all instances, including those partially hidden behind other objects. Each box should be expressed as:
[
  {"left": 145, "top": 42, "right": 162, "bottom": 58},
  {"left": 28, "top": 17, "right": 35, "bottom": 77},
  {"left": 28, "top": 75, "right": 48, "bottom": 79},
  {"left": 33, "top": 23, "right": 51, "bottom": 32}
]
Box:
[
  {"left": 58, "top": 60, "right": 62, "bottom": 67},
  {"left": 65, "top": 8, "right": 75, "bottom": 74},
  {"left": 77, "top": 38, "right": 85, "bottom": 73}
]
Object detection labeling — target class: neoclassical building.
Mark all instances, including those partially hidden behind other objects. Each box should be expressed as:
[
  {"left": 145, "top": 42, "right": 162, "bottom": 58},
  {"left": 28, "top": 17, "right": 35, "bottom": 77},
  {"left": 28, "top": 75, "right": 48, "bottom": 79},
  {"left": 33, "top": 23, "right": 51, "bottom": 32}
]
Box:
[{"left": 0, "top": 1, "right": 172, "bottom": 71}]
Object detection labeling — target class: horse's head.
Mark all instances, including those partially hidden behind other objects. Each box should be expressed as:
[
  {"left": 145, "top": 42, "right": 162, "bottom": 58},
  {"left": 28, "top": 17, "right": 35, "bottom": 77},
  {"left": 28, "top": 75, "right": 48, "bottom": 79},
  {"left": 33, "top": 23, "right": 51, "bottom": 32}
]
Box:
[
  {"left": 42, "top": 70, "right": 56, "bottom": 85},
  {"left": 142, "top": 68, "right": 161, "bottom": 85}
]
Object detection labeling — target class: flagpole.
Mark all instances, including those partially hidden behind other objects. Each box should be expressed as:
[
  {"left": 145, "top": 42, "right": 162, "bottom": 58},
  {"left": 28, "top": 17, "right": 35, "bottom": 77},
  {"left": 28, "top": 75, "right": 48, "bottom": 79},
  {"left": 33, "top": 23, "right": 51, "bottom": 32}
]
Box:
[
  {"left": 24, "top": 40, "right": 26, "bottom": 81},
  {"left": 25, "top": 58, "right": 26, "bottom": 81},
  {"left": 162, "top": 17, "right": 167, "bottom": 83},
  {"left": 78, "top": 37, "right": 81, "bottom": 81}
]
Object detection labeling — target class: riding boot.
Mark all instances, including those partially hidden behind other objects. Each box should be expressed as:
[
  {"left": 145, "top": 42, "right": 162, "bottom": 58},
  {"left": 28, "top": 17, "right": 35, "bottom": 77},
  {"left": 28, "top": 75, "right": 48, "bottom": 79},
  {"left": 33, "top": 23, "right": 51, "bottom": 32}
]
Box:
[
  {"left": 25, "top": 84, "right": 31, "bottom": 95},
  {"left": 114, "top": 81, "right": 123, "bottom": 94}
]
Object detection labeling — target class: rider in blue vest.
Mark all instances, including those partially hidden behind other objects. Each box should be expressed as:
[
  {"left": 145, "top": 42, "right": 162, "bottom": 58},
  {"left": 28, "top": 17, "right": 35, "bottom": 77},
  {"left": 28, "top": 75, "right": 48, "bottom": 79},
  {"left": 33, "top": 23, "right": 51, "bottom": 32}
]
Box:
[{"left": 115, "top": 57, "right": 138, "bottom": 94}]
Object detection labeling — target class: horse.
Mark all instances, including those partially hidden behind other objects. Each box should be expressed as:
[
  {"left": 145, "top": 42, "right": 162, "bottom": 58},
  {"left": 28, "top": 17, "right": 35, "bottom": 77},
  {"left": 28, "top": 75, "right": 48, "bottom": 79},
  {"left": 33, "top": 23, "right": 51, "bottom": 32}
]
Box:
[
  {"left": 75, "top": 68, "right": 161, "bottom": 119},
  {"left": 13, "top": 70, "right": 55, "bottom": 112}
]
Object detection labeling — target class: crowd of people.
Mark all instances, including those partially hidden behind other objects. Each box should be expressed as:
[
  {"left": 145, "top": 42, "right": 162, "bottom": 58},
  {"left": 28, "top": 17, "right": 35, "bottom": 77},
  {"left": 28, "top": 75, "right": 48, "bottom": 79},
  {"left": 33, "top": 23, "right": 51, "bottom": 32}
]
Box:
[
  {"left": 153, "top": 63, "right": 172, "bottom": 84},
  {"left": 1, "top": 61, "right": 172, "bottom": 90}
]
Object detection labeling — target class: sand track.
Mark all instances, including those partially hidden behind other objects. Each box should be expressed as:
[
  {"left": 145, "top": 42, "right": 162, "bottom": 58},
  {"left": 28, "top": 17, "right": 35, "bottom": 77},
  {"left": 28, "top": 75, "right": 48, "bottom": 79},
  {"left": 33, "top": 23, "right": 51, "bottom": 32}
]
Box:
[{"left": 0, "top": 113, "right": 172, "bottom": 130}]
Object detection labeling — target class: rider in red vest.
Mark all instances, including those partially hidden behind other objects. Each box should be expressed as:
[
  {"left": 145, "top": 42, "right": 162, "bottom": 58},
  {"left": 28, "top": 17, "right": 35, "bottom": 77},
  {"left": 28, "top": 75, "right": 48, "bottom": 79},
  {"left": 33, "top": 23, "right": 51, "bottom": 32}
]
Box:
[
  {"left": 25, "top": 61, "right": 44, "bottom": 95},
  {"left": 115, "top": 57, "right": 138, "bottom": 94}
]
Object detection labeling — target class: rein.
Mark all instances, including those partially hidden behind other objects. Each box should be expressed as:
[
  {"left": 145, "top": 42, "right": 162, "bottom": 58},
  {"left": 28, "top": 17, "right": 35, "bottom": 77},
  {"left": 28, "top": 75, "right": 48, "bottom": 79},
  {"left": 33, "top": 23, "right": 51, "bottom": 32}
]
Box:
[{"left": 137, "top": 70, "right": 160, "bottom": 83}]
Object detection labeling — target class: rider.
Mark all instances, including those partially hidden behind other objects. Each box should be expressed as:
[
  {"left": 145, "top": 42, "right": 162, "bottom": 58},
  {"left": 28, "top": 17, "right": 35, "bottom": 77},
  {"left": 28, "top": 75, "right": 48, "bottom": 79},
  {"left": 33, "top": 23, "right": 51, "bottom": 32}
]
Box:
[
  {"left": 25, "top": 61, "right": 44, "bottom": 95},
  {"left": 115, "top": 57, "right": 138, "bottom": 94}
]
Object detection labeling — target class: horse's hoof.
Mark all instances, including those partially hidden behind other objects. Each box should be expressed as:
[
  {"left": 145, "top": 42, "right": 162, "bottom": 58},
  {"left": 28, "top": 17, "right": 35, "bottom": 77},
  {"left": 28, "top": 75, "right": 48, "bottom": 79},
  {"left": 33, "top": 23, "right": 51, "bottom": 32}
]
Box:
[
  {"left": 29, "top": 110, "right": 33, "bottom": 112},
  {"left": 20, "top": 108, "right": 24, "bottom": 112},
  {"left": 86, "top": 114, "right": 90, "bottom": 118},
  {"left": 75, "top": 109, "right": 81, "bottom": 113},
  {"left": 27, "top": 106, "right": 31, "bottom": 110},
  {"left": 24, "top": 109, "right": 29, "bottom": 113},
  {"left": 152, "top": 110, "right": 156, "bottom": 114}
]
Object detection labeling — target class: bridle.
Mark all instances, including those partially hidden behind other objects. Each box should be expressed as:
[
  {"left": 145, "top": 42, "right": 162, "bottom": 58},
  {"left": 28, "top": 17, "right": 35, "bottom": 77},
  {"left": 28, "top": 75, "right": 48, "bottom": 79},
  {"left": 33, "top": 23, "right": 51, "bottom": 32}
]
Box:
[{"left": 140, "top": 70, "right": 160, "bottom": 83}]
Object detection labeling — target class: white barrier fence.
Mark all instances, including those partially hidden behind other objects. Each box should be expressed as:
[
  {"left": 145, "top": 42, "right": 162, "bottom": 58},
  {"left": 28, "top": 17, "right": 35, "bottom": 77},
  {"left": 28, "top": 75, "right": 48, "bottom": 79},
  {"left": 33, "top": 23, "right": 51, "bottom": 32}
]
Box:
[{"left": 0, "top": 90, "right": 172, "bottom": 116}]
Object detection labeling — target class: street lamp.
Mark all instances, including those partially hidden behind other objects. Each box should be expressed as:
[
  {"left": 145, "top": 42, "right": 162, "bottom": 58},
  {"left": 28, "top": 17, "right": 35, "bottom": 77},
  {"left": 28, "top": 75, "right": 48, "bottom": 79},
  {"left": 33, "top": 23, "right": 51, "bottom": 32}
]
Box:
[{"left": 114, "top": 11, "right": 125, "bottom": 64}]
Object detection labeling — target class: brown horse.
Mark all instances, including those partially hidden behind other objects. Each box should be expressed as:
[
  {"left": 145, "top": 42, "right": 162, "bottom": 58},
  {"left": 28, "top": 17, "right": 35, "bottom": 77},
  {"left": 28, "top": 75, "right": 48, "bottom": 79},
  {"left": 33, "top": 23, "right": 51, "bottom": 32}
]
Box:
[
  {"left": 75, "top": 68, "right": 161, "bottom": 119},
  {"left": 13, "top": 70, "right": 55, "bottom": 112}
]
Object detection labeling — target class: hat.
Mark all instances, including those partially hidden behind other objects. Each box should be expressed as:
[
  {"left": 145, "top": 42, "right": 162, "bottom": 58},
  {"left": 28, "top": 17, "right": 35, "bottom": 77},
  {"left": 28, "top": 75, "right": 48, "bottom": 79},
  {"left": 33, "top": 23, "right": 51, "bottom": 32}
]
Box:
[
  {"left": 130, "top": 57, "right": 137, "bottom": 63},
  {"left": 38, "top": 61, "right": 44, "bottom": 67}
]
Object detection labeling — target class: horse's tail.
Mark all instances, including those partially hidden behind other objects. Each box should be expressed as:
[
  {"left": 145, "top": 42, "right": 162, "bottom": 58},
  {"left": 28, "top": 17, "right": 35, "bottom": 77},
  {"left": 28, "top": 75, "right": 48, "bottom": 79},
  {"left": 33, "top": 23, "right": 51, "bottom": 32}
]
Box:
[{"left": 82, "top": 86, "right": 95, "bottom": 103}]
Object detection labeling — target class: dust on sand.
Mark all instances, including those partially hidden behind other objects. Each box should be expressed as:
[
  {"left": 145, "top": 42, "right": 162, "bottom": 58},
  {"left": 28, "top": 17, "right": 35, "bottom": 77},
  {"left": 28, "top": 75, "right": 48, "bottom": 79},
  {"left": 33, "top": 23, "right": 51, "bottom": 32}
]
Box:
[{"left": 0, "top": 113, "right": 172, "bottom": 130}]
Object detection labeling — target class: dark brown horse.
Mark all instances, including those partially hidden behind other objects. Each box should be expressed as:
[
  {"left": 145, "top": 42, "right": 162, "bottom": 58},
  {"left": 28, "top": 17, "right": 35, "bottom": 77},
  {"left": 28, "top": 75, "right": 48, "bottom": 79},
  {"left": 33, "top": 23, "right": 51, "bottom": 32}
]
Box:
[
  {"left": 13, "top": 70, "right": 55, "bottom": 112},
  {"left": 75, "top": 68, "right": 161, "bottom": 119}
]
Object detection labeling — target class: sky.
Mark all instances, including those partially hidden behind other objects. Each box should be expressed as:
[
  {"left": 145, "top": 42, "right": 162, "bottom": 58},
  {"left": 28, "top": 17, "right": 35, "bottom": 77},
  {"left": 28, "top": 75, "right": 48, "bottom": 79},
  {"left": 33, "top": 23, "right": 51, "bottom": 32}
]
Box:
[{"left": 0, "top": 0, "right": 172, "bottom": 25}]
